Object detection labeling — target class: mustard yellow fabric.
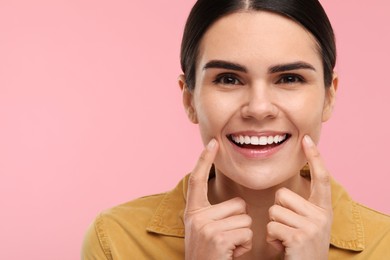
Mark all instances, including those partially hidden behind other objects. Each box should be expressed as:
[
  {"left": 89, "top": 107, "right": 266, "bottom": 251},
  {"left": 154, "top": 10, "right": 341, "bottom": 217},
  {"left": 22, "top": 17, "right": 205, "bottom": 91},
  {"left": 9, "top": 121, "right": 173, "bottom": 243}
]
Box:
[{"left": 82, "top": 172, "right": 390, "bottom": 259}]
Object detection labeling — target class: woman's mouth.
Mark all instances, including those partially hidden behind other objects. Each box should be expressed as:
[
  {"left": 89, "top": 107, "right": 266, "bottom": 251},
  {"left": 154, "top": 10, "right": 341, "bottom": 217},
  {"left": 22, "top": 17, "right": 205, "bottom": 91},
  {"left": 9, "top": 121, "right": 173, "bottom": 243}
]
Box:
[
  {"left": 228, "top": 133, "right": 290, "bottom": 148},
  {"left": 226, "top": 133, "right": 291, "bottom": 158}
]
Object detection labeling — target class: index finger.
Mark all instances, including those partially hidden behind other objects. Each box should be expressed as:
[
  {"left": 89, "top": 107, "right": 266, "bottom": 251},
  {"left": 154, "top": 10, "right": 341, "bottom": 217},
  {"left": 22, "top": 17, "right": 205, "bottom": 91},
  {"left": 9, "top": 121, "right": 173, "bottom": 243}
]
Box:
[
  {"left": 186, "top": 138, "right": 219, "bottom": 211},
  {"left": 302, "top": 135, "right": 332, "bottom": 210}
]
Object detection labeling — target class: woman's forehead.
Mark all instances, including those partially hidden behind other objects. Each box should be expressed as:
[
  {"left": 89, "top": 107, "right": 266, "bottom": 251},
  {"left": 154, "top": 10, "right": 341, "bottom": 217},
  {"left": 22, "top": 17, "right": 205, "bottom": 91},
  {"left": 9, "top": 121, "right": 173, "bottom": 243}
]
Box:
[{"left": 197, "top": 11, "right": 322, "bottom": 71}]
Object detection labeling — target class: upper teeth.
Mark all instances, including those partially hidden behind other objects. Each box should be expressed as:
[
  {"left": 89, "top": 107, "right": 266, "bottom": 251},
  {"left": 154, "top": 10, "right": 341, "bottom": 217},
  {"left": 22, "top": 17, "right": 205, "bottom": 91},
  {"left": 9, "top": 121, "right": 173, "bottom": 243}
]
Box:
[{"left": 231, "top": 134, "right": 287, "bottom": 145}]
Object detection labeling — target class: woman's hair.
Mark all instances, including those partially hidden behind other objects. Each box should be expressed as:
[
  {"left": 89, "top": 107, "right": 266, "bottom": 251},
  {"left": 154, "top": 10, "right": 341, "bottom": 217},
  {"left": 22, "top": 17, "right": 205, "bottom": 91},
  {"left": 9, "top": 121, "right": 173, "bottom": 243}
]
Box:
[{"left": 180, "top": 0, "right": 336, "bottom": 90}]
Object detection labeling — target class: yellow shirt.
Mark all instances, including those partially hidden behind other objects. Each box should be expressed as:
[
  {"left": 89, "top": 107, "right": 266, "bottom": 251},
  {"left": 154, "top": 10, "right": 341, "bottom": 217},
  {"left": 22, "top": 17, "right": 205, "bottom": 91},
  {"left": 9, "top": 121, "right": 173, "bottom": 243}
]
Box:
[{"left": 82, "top": 172, "right": 390, "bottom": 259}]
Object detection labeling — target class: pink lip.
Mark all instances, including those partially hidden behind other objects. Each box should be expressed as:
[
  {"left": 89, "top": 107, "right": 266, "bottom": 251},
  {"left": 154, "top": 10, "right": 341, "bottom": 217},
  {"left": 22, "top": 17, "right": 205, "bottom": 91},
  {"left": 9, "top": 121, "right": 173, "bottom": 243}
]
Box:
[{"left": 229, "top": 130, "right": 288, "bottom": 137}]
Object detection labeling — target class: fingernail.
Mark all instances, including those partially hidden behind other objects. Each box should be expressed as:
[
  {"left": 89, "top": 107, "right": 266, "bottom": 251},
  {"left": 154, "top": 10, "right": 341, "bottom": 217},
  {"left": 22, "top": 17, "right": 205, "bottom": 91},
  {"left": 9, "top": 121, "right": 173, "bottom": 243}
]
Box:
[
  {"left": 304, "top": 135, "right": 314, "bottom": 147},
  {"left": 207, "top": 138, "right": 216, "bottom": 151}
]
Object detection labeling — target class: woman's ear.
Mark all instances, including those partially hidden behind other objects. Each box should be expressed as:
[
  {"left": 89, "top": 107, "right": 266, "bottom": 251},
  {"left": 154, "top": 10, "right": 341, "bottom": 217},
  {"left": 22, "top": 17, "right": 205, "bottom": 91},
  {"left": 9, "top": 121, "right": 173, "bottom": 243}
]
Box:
[
  {"left": 322, "top": 73, "right": 338, "bottom": 122},
  {"left": 178, "top": 75, "right": 198, "bottom": 124}
]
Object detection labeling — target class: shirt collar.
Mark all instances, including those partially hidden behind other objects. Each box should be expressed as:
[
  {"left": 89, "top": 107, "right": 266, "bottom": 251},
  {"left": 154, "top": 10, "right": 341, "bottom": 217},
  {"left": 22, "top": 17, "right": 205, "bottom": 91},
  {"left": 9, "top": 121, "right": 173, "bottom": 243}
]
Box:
[
  {"left": 329, "top": 177, "right": 365, "bottom": 251},
  {"left": 146, "top": 168, "right": 365, "bottom": 252},
  {"left": 299, "top": 165, "right": 365, "bottom": 251}
]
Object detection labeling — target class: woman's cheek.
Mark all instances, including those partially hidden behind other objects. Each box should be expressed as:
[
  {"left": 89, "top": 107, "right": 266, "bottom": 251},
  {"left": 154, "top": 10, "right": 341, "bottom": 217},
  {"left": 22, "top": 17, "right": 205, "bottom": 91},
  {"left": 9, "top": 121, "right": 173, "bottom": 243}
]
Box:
[
  {"left": 196, "top": 104, "right": 224, "bottom": 145},
  {"left": 300, "top": 120, "right": 322, "bottom": 144}
]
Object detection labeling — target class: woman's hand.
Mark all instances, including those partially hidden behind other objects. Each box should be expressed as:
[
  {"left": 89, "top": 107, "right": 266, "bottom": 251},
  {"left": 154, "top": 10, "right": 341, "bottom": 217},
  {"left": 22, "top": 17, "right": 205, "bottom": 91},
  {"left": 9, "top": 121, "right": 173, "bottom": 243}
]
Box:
[
  {"left": 266, "top": 135, "right": 333, "bottom": 260},
  {"left": 184, "top": 139, "right": 253, "bottom": 260}
]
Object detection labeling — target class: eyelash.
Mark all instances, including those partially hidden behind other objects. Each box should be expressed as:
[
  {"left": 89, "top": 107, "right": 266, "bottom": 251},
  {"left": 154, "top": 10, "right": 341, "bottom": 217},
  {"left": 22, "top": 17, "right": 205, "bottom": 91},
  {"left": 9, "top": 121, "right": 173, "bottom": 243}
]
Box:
[
  {"left": 276, "top": 74, "right": 306, "bottom": 85},
  {"left": 212, "top": 73, "right": 306, "bottom": 86},
  {"left": 213, "top": 74, "right": 242, "bottom": 86}
]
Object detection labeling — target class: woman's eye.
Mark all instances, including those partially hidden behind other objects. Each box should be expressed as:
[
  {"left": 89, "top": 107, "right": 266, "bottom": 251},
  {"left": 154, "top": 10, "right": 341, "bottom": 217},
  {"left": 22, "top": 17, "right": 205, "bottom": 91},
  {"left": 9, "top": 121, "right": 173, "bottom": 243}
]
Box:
[
  {"left": 276, "top": 74, "right": 305, "bottom": 85},
  {"left": 214, "top": 74, "right": 241, "bottom": 85}
]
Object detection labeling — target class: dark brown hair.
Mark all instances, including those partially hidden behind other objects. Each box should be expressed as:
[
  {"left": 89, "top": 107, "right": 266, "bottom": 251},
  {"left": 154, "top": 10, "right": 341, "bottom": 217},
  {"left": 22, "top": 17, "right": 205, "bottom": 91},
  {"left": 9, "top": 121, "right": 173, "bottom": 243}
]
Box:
[{"left": 180, "top": 0, "right": 336, "bottom": 90}]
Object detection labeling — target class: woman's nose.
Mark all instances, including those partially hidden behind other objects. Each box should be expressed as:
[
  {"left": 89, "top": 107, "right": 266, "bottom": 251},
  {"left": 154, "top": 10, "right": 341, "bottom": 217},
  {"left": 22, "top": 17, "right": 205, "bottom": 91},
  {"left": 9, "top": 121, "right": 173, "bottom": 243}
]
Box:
[{"left": 240, "top": 85, "right": 279, "bottom": 121}]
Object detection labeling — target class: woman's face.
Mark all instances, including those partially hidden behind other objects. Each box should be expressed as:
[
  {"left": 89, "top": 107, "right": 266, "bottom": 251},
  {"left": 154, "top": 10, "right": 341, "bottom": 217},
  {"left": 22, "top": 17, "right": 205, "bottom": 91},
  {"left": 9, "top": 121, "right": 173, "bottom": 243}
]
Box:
[{"left": 181, "top": 11, "right": 337, "bottom": 190}]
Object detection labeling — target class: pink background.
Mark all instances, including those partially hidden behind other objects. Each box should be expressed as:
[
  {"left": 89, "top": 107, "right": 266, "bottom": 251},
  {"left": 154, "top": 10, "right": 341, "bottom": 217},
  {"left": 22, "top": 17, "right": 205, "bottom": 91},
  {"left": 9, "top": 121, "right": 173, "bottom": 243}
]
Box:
[{"left": 1, "top": 1, "right": 389, "bottom": 259}]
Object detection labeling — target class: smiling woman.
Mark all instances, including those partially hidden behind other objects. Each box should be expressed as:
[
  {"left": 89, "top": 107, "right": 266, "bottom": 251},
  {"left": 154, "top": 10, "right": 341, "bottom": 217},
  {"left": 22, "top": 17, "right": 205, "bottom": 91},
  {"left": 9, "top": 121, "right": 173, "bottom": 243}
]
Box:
[
  {"left": 82, "top": 0, "right": 390, "bottom": 259},
  {"left": 181, "top": 10, "right": 334, "bottom": 194}
]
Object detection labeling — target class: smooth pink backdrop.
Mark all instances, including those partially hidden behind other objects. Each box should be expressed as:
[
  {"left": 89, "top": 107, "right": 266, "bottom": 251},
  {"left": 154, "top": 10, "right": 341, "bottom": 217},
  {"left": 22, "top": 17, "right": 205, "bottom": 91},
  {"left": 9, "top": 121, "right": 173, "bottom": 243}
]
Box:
[{"left": 1, "top": 1, "right": 389, "bottom": 259}]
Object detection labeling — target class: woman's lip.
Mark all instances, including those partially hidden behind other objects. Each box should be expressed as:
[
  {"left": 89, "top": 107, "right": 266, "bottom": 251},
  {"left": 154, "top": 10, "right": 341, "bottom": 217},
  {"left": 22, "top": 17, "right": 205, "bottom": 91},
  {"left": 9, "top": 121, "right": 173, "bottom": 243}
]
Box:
[
  {"left": 227, "top": 131, "right": 289, "bottom": 137},
  {"left": 227, "top": 134, "right": 290, "bottom": 159}
]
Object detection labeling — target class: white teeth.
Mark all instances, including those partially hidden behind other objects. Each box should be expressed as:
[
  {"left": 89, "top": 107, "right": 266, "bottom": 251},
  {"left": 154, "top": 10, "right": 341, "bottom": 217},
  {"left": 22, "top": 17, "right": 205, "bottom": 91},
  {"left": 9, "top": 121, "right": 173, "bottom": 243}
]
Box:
[
  {"left": 250, "top": 136, "right": 259, "bottom": 145},
  {"left": 259, "top": 136, "right": 267, "bottom": 145},
  {"left": 231, "top": 134, "right": 287, "bottom": 146}
]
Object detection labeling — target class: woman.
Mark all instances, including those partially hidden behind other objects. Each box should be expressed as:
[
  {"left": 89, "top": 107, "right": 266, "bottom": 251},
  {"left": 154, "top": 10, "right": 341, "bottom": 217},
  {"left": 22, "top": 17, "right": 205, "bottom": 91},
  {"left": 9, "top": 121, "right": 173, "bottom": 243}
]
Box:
[{"left": 82, "top": 0, "right": 390, "bottom": 259}]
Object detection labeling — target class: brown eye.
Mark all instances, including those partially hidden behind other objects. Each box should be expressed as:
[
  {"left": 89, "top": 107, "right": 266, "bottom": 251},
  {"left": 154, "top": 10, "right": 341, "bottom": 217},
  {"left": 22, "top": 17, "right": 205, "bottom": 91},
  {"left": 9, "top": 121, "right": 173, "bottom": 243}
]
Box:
[
  {"left": 214, "top": 74, "right": 242, "bottom": 85},
  {"left": 277, "top": 74, "right": 305, "bottom": 84}
]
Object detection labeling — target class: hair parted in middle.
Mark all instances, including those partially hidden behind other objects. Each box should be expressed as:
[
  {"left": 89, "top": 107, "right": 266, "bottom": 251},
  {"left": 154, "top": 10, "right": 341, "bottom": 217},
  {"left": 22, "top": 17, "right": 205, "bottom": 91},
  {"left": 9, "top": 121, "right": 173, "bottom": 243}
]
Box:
[{"left": 180, "top": 0, "right": 336, "bottom": 91}]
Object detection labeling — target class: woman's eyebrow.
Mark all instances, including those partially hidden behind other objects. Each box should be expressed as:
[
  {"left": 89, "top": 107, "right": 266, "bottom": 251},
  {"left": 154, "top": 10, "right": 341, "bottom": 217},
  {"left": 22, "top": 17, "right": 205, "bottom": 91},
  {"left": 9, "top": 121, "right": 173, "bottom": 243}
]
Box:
[
  {"left": 203, "top": 60, "right": 247, "bottom": 72},
  {"left": 203, "top": 60, "right": 315, "bottom": 74},
  {"left": 268, "top": 62, "right": 316, "bottom": 73}
]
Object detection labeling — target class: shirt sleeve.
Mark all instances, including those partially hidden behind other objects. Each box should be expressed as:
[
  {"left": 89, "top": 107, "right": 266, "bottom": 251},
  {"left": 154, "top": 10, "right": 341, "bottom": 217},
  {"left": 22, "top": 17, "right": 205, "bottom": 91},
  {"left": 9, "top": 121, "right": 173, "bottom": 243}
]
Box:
[{"left": 81, "top": 214, "right": 112, "bottom": 260}]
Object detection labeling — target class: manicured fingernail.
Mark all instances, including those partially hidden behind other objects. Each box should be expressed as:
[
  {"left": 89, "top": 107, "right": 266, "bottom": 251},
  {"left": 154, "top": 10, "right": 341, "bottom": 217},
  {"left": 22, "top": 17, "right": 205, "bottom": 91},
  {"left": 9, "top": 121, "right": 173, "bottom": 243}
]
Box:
[
  {"left": 304, "top": 135, "right": 314, "bottom": 147},
  {"left": 207, "top": 138, "right": 216, "bottom": 151}
]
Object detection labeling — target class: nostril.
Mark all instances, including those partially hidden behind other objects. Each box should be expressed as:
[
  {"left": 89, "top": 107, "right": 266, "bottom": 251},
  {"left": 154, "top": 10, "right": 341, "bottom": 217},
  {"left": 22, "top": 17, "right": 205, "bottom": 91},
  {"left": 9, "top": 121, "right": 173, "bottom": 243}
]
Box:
[
  {"left": 241, "top": 101, "right": 279, "bottom": 120},
  {"left": 239, "top": 89, "right": 279, "bottom": 120}
]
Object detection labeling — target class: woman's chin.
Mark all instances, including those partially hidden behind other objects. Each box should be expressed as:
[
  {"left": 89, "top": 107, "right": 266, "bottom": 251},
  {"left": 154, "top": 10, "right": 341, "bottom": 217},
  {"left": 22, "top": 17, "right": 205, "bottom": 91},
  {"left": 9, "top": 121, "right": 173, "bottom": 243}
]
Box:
[{"left": 216, "top": 163, "right": 305, "bottom": 191}]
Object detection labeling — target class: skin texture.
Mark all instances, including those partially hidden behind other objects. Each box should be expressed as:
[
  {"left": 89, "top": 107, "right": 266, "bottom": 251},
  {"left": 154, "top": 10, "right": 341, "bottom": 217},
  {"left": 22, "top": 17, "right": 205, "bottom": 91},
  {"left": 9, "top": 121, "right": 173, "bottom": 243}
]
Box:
[{"left": 180, "top": 11, "right": 337, "bottom": 260}]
